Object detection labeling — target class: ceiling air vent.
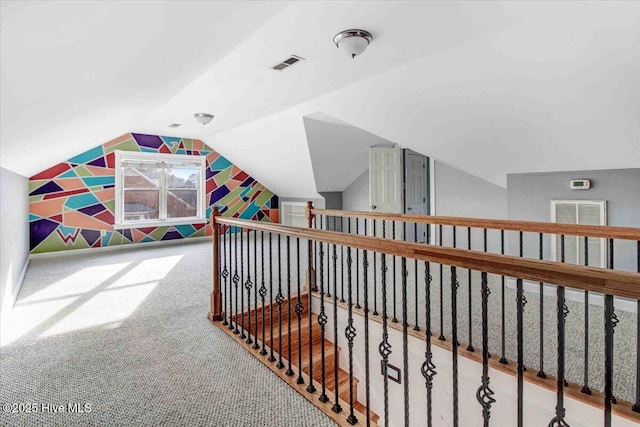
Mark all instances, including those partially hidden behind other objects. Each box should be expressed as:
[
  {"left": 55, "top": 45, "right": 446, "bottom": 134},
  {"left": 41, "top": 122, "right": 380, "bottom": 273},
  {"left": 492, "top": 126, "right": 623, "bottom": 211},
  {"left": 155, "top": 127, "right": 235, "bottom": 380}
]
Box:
[
  {"left": 272, "top": 55, "right": 304, "bottom": 71},
  {"left": 168, "top": 123, "right": 182, "bottom": 128}
]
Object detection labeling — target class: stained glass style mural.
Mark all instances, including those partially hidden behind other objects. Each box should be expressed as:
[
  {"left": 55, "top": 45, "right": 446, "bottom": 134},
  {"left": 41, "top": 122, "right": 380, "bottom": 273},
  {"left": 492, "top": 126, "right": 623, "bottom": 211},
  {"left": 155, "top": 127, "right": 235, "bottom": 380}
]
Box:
[{"left": 29, "top": 133, "right": 279, "bottom": 253}]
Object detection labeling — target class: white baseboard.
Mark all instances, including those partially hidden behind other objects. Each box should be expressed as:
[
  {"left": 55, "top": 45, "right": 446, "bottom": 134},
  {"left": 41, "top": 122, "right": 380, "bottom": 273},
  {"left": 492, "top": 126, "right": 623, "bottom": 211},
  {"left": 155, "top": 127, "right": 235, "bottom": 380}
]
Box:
[
  {"left": 0, "top": 258, "right": 30, "bottom": 343},
  {"left": 29, "top": 235, "right": 211, "bottom": 260}
]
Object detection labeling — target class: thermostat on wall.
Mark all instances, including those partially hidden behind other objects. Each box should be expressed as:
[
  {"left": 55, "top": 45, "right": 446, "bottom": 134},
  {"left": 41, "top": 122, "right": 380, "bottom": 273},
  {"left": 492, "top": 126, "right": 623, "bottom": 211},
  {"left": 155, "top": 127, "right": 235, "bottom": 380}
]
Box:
[{"left": 570, "top": 179, "right": 591, "bottom": 190}]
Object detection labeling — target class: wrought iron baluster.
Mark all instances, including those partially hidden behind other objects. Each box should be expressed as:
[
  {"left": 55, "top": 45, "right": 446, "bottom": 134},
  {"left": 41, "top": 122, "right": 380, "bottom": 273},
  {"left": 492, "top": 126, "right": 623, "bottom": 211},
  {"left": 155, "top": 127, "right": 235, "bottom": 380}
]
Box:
[
  {"left": 244, "top": 230, "right": 253, "bottom": 345},
  {"left": 233, "top": 227, "right": 240, "bottom": 334},
  {"left": 268, "top": 232, "right": 276, "bottom": 362},
  {"left": 306, "top": 236, "right": 316, "bottom": 394},
  {"left": 538, "top": 232, "right": 546, "bottom": 378},
  {"left": 345, "top": 246, "right": 357, "bottom": 425},
  {"left": 517, "top": 277, "right": 525, "bottom": 427},
  {"left": 499, "top": 230, "right": 507, "bottom": 364},
  {"left": 373, "top": 219, "right": 378, "bottom": 316},
  {"left": 276, "top": 234, "right": 284, "bottom": 369},
  {"left": 392, "top": 221, "right": 398, "bottom": 324},
  {"left": 332, "top": 241, "right": 342, "bottom": 414},
  {"left": 252, "top": 230, "right": 259, "bottom": 349},
  {"left": 438, "top": 224, "right": 445, "bottom": 341},
  {"left": 467, "top": 227, "right": 473, "bottom": 351},
  {"left": 379, "top": 252, "right": 391, "bottom": 427},
  {"left": 318, "top": 241, "right": 328, "bottom": 402},
  {"left": 548, "top": 235, "right": 569, "bottom": 427},
  {"left": 604, "top": 292, "right": 615, "bottom": 427},
  {"left": 240, "top": 228, "right": 246, "bottom": 340},
  {"left": 356, "top": 219, "right": 361, "bottom": 309},
  {"left": 451, "top": 266, "right": 460, "bottom": 427},
  {"left": 286, "top": 236, "right": 294, "bottom": 377},
  {"left": 402, "top": 257, "right": 410, "bottom": 427},
  {"left": 228, "top": 227, "right": 234, "bottom": 330},
  {"left": 341, "top": 217, "right": 345, "bottom": 303},
  {"left": 414, "top": 223, "right": 420, "bottom": 332},
  {"left": 421, "top": 261, "right": 436, "bottom": 427},
  {"left": 476, "top": 272, "right": 495, "bottom": 427},
  {"left": 581, "top": 235, "right": 591, "bottom": 394},
  {"left": 222, "top": 226, "right": 229, "bottom": 326},
  {"left": 259, "top": 231, "right": 267, "bottom": 356},
  {"left": 363, "top": 220, "right": 371, "bottom": 426},
  {"left": 295, "top": 238, "right": 304, "bottom": 383}
]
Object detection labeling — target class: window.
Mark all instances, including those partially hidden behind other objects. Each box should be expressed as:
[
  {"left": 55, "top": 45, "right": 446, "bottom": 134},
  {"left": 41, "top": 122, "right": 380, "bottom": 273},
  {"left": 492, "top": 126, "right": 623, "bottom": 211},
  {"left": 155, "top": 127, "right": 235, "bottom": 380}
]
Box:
[
  {"left": 115, "top": 151, "right": 205, "bottom": 228},
  {"left": 551, "top": 200, "right": 607, "bottom": 267}
]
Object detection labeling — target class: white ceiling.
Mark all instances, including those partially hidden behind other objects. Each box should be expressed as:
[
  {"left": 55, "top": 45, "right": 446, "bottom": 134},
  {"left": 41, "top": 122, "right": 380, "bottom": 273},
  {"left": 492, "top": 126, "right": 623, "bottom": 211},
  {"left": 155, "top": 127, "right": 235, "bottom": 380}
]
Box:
[{"left": 2, "top": 1, "right": 639, "bottom": 197}]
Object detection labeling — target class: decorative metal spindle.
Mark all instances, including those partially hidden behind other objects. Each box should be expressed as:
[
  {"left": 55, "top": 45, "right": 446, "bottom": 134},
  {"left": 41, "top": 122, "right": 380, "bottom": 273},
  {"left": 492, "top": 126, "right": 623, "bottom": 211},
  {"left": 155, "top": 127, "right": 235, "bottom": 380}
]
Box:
[
  {"left": 517, "top": 278, "right": 525, "bottom": 427},
  {"left": 345, "top": 246, "right": 358, "bottom": 425},
  {"left": 244, "top": 229, "right": 253, "bottom": 345},
  {"left": 476, "top": 272, "right": 495, "bottom": 427},
  {"left": 604, "top": 293, "right": 615, "bottom": 427},
  {"left": 276, "top": 234, "right": 285, "bottom": 369},
  {"left": 379, "top": 252, "right": 391, "bottom": 427},
  {"left": 451, "top": 266, "right": 460, "bottom": 427},
  {"left": 253, "top": 230, "right": 259, "bottom": 349},
  {"left": 634, "top": 241, "right": 640, "bottom": 413},
  {"left": 233, "top": 227, "right": 240, "bottom": 334},
  {"left": 286, "top": 236, "right": 294, "bottom": 377},
  {"left": 499, "top": 230, "right": 507, "bottom": 364},
  {"left": 538, "top": 233, "right": 546, "bottom": 378},
  {"left": 259, "top": 231, "right": 267, "bottom": 355},
  {"left": 392, "top": 221, "right": 398, "bottom": 323},
  {"left": 466, "top": 227, "right": 473, "bottom": 351},
  {"left": 363, "top": 220, "right": 371, "bottom": 426},
  {"left": 222, "top": 226, "right": 229, "bottom": 326},
  {"left": 356, "top": 219, "right": 361, "bottom": 309},
  {"left": 228, "top": 227, "right": 234, "bottom": 330},
  {"left": 414, "top": 223, "right": 420, "bottom": 331},
  {"left": 240, "top": 228, "right": 246, "bottom": 340},
  {"left": 373, "top": 219, "right": 378, "bottom": 316},
  {"left": 402, "top": 257, "right": 410, "bottom": 427},
  {"left": 438, "top": 225, "right": 445, "bottom": 341},
  {"left": 341, "top": 217, "right": 345, "bottom": 303},
  {"left": 318, "top": 241, "right": 328, "bottom": 403},
  {"left": 581, "top": 235, "right": 591, "bottom": 394},
  {"left": 268, "top": 232, "right": 276, "bottom": 362},
  {"left": 548, "top": 235, "right": 569, "bottom": 427},
  {"left": 306, "top": 238, "right": 316, "bottom": 394},
  {"left": 295, "top": 238, "right": 304, "bottom": 384},
  {"left": 332, "top": 242, "right": 342, "bottom": 414},
  {"left": 421, "top": 261, "right": 437, "bottom": 427}
]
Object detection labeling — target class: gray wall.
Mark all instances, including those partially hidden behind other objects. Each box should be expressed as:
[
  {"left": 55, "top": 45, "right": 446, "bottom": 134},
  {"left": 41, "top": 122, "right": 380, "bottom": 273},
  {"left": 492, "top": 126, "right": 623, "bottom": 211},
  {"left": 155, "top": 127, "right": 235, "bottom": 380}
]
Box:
[
  {"left": 434, "top": 161, "right": 507, "bottom": 252},
  {"left": 507, "top": 168, "right": 640, "bottom": 272},
  {"left": 0, "top": 167, "right": 30, "bottom": 335},
  {"left": 319, "top": 192, "right": 342, "bottom": 210},
  {"left": 342, "top": 169, "right": 369, "bottom": 212}
]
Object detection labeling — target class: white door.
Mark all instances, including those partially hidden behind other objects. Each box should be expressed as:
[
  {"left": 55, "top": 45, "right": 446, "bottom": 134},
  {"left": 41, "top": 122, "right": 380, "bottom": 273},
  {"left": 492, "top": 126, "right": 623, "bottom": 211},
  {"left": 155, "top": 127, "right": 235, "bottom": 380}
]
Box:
[
  {"left": 369, "top": 146, "right": 403, "bottom": 214},
  {"left": 404, "top": 151, "right": 428, "bottom": 242}
]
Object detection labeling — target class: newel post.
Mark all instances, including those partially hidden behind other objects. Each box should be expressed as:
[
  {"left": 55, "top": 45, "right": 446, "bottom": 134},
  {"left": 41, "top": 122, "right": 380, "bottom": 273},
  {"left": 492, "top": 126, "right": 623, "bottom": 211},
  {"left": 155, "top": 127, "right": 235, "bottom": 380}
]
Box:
[
  {"left": 208, "top": 206, "right": 222, "bottom": 322},
  {"left": 305, "top": 201, "right": 317, "bottom": 291}
]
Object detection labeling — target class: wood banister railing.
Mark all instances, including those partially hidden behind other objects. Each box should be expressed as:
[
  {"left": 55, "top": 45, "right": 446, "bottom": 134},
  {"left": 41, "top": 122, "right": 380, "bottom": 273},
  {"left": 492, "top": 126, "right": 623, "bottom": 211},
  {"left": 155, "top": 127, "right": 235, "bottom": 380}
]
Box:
[
  {"left": 211, "top": 216, "right": 640, "bottom": 301},
  {"left": 311, "top": 208, "right": 640, "bottom": 240}
]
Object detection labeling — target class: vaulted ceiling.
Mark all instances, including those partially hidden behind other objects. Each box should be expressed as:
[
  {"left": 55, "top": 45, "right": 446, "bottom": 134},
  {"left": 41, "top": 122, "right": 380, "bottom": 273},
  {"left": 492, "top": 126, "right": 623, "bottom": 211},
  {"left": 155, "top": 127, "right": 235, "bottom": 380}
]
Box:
[{"left": 2, "top": 1, "right": 639, "bottom": 197}]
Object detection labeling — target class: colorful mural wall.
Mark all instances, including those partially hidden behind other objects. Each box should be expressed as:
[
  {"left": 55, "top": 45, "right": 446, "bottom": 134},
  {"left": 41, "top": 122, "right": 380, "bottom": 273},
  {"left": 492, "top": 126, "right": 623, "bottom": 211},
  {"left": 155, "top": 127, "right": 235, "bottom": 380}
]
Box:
[{"left": 29, "top": 133, "right": 279, "bottom": 253}]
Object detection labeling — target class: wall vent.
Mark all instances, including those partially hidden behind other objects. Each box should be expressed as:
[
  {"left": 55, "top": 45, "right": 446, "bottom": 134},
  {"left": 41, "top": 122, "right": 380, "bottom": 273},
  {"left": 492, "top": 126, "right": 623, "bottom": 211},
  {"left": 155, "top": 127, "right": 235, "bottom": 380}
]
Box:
[
  {"left": 272, "top": 55, "right": 305, "bottom": 71},
  {"left": 168, "top": 123, "right": 182, "bottom": 128}
]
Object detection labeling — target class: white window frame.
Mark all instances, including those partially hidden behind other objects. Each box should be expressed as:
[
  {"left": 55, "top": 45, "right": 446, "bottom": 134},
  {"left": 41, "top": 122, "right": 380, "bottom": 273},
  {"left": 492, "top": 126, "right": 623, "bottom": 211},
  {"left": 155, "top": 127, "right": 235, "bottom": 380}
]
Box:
[
  {"left": 550, "top": 200, "right": 607, "bottom": 267},
  {"left": 114, "top": 150, "right": 206, "bottom": 228}
]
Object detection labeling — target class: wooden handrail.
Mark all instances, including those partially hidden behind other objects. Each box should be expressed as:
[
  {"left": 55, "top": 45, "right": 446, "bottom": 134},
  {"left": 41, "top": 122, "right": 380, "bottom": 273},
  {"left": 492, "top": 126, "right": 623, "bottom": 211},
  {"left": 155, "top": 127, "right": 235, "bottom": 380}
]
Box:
[
  {"left": 311, "top": 208, "right": 640, "bottom": 241},
  {"left": 213, "top": 217, "right": 640, "bottom": 300}
]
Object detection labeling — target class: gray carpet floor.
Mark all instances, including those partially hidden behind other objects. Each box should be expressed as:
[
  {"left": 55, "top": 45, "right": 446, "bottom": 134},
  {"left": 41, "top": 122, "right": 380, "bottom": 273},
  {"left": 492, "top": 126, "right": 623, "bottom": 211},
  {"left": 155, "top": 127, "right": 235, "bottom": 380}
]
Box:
[{"left": 0, "top": 240, "right": 335, "bottom": 427}]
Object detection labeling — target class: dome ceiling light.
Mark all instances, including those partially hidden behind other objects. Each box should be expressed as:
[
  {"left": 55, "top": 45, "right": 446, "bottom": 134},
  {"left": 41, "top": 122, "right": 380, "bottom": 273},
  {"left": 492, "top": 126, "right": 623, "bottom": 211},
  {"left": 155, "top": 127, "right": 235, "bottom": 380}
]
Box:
[
  {"left": 333, "top": 29, "right": 373, "bottom": 59},
  {"left": 193, "top": 113, "right": 214, "bottom": 125}
]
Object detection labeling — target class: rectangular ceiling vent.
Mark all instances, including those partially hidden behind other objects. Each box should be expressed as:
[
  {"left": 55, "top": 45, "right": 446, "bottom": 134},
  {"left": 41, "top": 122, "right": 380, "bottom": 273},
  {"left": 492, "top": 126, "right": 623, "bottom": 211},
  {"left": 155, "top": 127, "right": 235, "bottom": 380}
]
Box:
[{"left": 272, "top": 55, "right": 304, "bottom": 71}]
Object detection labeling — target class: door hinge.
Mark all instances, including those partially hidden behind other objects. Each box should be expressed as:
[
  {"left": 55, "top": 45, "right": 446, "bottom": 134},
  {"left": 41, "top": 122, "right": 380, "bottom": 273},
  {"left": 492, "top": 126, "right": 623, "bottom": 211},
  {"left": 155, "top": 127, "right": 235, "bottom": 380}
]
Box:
[{"left": 423, "top": 197, "right": 426, "bottom": 202}]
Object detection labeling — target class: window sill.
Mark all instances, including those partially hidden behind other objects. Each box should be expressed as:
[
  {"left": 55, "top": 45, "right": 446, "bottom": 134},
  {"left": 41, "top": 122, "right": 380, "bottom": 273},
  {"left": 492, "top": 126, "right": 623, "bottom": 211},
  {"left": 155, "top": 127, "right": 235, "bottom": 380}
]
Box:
[{"left": 114, "top": 218, "right": 207, "bottom": 229}]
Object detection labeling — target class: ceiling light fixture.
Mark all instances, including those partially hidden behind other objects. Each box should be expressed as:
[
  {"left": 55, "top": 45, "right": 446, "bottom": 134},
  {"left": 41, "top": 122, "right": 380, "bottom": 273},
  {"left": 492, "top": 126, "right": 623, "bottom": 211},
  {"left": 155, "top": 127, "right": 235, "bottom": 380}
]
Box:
[
  {"left": 333, "top": 29, "right": 373, "bottom": 59},
  {"left": 193, "top": 113, "right": 214, "bottom": 125}
]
